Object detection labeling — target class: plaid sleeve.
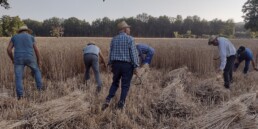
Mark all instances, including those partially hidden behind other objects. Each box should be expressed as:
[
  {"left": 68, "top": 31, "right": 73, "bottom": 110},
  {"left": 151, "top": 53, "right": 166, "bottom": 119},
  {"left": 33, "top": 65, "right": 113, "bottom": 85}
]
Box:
[
  {"left": 108, "top": 39, "right": 113, "bottom": 65},
  {"left": 129, "top": 39, "right": 139, "bottom": 68}
]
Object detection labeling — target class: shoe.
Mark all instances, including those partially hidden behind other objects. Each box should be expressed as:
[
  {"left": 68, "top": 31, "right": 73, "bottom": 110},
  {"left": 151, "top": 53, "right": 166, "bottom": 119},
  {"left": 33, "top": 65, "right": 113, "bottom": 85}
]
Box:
[
  {"left": 101, "top": 101, "right": 109, "bottom": 111},
  {"left": 116, "top": 101, "right": 124, "bottom": 110},
  {"left": 17, "top": 96, "right": 24, "bottom": 100},
  {"left": 224, "top": 84, "right": 230, "bottom": 89},
  {"left": 96, "top": 86, "right": 101, "bottom": 93}
]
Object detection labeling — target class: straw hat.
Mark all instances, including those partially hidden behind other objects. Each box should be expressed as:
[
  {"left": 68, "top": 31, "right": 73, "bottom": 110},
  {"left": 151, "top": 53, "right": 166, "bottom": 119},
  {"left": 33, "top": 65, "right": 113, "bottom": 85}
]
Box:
[
  {"left": 117, "top": 21, "right": 131, "bottom": 30},
  {"left": 17, "top": 25, "right": 32, "bottom": 33},
  {"left": 208, "top": 35, "right": 218, "bottom": 45}
]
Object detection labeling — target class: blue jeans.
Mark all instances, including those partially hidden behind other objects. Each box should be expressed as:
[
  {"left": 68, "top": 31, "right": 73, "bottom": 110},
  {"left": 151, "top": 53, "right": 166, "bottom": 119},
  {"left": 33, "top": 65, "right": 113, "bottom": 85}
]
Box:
[
  {"left": 234, "top": 57, "right": 250, "bottom": 74},
  {"left": 14, "top": 55, "right": 42, "bottom": 97},
  {"left": 84, "top": 54, "right": 102, "bottom": 87},
  {"left": 142, "top": 48, "right": 154, "bottom": 64},
  {"left": 106, "top": 61, "right": 134, "bottom": 105}
]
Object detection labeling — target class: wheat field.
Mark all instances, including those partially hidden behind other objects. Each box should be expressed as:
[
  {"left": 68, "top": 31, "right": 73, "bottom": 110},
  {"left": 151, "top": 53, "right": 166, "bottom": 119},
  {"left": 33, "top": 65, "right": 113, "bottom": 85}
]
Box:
[{"left": 1, "top": 37, "right": 258, "bottom": 129}]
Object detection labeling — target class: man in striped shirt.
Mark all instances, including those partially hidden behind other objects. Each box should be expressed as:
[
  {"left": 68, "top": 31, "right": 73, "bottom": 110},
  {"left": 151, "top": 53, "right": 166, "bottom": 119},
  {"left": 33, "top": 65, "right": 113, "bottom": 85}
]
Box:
[
  {"left": 208, "top": 35, "right": 236, "bottom": 89},
  {"left": 102, "top": 21, "right": 139, "bottom": 110}
]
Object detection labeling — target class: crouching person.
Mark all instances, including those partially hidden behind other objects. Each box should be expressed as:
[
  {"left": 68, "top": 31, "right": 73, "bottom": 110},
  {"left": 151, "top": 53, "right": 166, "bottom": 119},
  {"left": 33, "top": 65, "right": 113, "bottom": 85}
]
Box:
[
  {"left": 234, "top": 46, "right": 258, "bottom": 74},
  {"left": 136, "top": 43, "right": 155, "bottom": 67},
  {"left": 208, "top": 35, "right": 236, "bottom": 89},
  {"left": 83, "top": 42, "right": 107, "bottom": 93}
]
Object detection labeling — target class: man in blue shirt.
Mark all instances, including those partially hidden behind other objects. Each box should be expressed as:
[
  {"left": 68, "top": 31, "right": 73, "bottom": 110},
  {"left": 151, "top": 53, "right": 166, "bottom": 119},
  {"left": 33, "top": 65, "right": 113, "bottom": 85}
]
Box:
[
  {"left": 7, "top": 26, "right": 43, "bottom": 100},
  {"left": 136, "top": 43, "right": 155, "bottom": 66},
  {"left": 102, "top": 21, "right": 139, "bottom": 110},
  {"left": 234, "top": 46, "right": 258, "bottom": 74}
]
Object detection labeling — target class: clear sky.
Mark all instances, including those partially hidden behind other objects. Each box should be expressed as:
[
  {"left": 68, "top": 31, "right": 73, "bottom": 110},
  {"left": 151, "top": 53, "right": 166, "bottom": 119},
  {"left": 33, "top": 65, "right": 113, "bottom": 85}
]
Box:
[{"left": 0, "top": 0, "right": 246, "bottom": 23}]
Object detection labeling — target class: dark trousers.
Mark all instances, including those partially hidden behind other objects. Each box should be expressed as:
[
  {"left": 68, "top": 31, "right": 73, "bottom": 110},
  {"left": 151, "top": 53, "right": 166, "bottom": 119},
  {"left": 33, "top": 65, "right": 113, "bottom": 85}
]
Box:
[
  {"left": 106, "top": 61, "right": 134, "bottom": 105},
  {"left": 224, "top": 55, "right": 236, "bottom": 88}
]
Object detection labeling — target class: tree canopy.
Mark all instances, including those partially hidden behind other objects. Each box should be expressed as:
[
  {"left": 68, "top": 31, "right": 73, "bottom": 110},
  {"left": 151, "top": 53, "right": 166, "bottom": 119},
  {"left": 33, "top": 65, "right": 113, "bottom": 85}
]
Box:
[
  {"left": 0, "top": 0, "right": 10, "bottom": 9},
  {"left": 242, "top": 0, "right": 258, "bottom": 31}
]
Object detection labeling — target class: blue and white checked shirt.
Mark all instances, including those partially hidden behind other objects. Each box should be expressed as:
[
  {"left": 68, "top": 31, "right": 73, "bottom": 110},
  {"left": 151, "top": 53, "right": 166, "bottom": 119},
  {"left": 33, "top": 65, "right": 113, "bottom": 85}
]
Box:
[{"left": 109, "top": 32, "right": 139, "bottom": 68}]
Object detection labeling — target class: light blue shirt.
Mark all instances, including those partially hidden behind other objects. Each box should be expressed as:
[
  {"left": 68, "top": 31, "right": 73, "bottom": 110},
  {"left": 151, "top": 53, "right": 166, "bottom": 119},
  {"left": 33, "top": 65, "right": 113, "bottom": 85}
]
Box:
[
  {"left": 83, "top": 45, "right": 100, "bottom": 56},
  {"left": 218, "top": 37, "right": 236, "bottom": 70}
]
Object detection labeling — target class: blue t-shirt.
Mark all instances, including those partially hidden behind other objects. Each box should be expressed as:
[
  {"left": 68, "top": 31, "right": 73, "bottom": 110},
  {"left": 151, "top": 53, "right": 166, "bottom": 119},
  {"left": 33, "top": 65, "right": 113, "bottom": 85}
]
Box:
[
  {"left": 245, "top": 48, "right": 253, "bottom": 60},
  {"left": 239, "top": 48, "right": 253, "bottom": 61},
  {"left": 11, "top": 33, "right": 35, "bottom": 58}
]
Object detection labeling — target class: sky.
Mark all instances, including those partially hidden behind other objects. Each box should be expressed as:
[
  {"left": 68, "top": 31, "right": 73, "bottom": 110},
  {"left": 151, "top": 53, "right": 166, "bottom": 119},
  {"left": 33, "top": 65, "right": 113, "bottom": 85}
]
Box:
[{"left": 0, "top": 0, "right": 247, "bottom": 23}]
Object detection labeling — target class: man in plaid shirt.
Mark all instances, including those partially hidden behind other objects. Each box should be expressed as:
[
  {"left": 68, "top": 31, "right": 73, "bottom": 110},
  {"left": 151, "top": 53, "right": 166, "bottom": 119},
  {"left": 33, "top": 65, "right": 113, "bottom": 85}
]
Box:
[{"left": 102, "top": 21, "right": 139, "bottom": 110}]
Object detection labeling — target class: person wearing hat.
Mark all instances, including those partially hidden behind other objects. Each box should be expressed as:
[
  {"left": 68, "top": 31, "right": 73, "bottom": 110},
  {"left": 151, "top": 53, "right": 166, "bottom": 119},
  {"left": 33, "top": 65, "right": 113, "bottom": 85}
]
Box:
[
  {"left": 7, "top": 25, "right": 43, "bottom": 100},
  {"left": 208, "top": 35, "right": 236, "bottom": 89},
  {"left": 102, "top": 21, "right": 139, "bottom": 110},
  {"left": 234, "top": 46, "right": 258, "bottom": 74},
  {"left": 83, "top": 42, "right": 107, "bottom": 93}
]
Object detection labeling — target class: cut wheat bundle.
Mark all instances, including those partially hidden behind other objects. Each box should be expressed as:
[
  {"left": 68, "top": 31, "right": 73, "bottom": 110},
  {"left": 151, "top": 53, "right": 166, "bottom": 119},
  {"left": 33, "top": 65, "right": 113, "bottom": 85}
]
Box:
[{"left": 184, "top": 93, "right": 257, "bottom": 129}]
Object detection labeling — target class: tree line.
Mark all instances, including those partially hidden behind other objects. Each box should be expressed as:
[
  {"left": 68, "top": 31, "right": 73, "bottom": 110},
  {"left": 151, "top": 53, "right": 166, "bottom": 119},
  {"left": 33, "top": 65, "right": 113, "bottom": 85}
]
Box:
[
  {"left": 1, "top": 0, "right": 258, "bottom": 38},
  {"left": 1, "top": 13, "right": 247, "bottom": 38},
  {"left": 0, "top": 14, "right": 248, "bottom": 38}
]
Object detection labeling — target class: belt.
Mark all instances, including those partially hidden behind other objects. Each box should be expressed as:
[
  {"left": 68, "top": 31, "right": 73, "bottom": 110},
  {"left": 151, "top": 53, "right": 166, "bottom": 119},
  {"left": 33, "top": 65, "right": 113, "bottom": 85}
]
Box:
[
  {"left": 84, "top": 53, "right": 98, "bottom": 57},
  {"left": 112, "top": 60, "right": 131, "bottom": 64}
]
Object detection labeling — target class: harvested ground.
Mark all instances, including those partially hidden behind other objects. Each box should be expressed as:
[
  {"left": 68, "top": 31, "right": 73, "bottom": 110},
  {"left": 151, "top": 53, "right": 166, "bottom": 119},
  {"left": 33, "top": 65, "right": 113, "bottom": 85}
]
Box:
[{"left": 1, "top": 67, "right": 258, "bottom": 129}]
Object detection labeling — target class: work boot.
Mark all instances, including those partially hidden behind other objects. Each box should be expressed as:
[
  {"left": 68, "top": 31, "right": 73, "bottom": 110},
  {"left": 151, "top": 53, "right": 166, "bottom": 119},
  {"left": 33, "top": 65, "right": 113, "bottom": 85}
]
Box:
[
  {"left": 101, "top": 101, "right": 109, "bottom": 111},
  {"left": 96, "top": 86, "right": 101, "bottom": 93},
  {"left": 224, "top": 84, "right": 230, "bottom": 89},
  {"left": 17, "top": 96, "right": 24, "bottom": 100},
  {"left": 116, "top": 101, "right": 125, "bottom": 110}
]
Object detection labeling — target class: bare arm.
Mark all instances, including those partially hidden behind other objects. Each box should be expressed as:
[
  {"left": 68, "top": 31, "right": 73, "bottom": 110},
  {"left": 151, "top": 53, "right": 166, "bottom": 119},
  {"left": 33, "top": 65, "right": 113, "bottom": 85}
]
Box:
[
  {"left": 99, "top": 51, "right": 107, "bottom": 69},
  {"left": 251, "top": 60, "right": 258, "bottom": 71},
  {"left": 7, "top": 41, "right": 14, "bottom": 64},
  {"left": 33, "top": 43, "right": 41, "bottom": 66}
]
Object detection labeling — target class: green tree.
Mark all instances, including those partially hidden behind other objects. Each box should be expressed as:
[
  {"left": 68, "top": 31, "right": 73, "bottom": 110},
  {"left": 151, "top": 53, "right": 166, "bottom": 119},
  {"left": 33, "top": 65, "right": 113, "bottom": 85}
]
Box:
[
  {"left": 42, "top": 17, "right": 63, "bottom": 36},
  {"left": 242, "top": 0, "right": 258, "bottom": 31},
  {"left": 1, "top": 15, "right": 24, "bottom": 36},
  {"left": 63, "top": 17, "right": 82, "bottom": 36},
  {"left": 0, "top": 0, "right": 10, "bottom": 9},
  {"left": 23, "top": 19, "right": 43, "bottom": 36}
]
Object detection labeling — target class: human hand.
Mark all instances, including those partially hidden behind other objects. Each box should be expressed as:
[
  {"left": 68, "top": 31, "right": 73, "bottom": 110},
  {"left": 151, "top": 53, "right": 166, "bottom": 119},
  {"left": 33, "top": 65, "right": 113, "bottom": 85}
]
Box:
[
  {"left": 134, "top": 68, "right": 139, "bottom": 77},
  {"left": 216, "top": 68, "right": 223, "bottom": 74},
  {"left": 107, "top": 65, "right": 112, "bottom": 73},
  {"left": 37, "top": 60, "right": 42, "bottom": 68}
]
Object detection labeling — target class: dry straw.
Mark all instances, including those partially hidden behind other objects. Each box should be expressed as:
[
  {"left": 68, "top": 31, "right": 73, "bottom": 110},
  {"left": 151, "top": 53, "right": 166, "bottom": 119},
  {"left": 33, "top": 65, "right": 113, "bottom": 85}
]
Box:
[
  {"left": 0, "top": 91, "right": 89, "bottom": 128},
  {"left": 184, "top": 93, "right": 258, "bottom": 129}
]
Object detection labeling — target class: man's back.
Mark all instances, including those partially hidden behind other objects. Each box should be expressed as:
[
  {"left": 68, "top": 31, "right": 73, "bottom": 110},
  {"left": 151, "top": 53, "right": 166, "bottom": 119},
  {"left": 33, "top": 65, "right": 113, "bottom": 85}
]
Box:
[
  {"left": 136, "top": 43, "right": 154, "bottom": 55},
  {"left": 83, "top": 45, "right": 100, "bottom": 56},
  {"left": 11, "top": 33, "right": 35, "bottom": 57},
  {"left": 110, "top": 32, "right": 134, "bottom": 63}
]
